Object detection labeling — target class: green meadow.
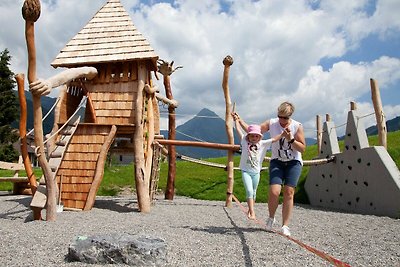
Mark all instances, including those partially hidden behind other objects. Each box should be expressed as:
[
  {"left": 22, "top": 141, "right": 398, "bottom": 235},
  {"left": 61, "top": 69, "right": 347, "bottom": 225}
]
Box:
[{"left": 1, "top": 130, "right": 399, "bottom": 205}]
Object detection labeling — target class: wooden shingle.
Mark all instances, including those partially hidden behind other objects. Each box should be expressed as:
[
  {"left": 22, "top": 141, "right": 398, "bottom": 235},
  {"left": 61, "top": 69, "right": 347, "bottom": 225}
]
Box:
[{"left": 51, "top": 0, "right": 158, "bottom": 68}]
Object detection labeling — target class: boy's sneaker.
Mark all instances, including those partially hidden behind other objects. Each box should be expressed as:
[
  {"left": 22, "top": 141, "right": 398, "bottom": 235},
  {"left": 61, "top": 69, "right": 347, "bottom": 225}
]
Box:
[
  {"left": 266, "top": 217, "right": 275, "bottom": 231},
  {"left": 281, "top": 225, "right": 291, "bottom": 236}
]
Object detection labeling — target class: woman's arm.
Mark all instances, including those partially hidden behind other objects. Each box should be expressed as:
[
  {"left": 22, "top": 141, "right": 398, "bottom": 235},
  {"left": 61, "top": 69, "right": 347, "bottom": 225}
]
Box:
[
  {"left": 260, "top": 119, "right": 270, "bottom": 133},
  {"left": 270, "top": 132, "right": 283, "bottom": 142}
]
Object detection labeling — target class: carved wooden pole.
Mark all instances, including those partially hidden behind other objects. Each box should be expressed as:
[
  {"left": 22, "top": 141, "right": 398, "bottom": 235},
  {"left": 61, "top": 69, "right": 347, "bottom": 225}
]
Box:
[
  {"left": 15, "top": 74, "right": 38, "bottom": 196},
  {"left": 370, "top": 79, "right": 387, "bottom": 149},
  {"left": 164, "top": 73, "right": 176, "bottom": 200},
  {"left": 222, "top": 55, "right": 235, "bottom": 208},
  {"left": 134, "top": 63, "right": 151, "bottom": 212},
  {"left": 157, "top": 60, "right": 181, "bottom": 200},
  {"left": 22, "top": 0, "right": 57, "bottom": 221}
]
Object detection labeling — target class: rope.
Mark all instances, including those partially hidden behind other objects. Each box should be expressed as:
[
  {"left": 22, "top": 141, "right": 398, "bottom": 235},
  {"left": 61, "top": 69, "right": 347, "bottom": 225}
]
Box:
[
  {"left": 176, "top": 130, "right": 207, "bottom": 142},
  {"left": 42, "top": 96, "right": 87, "bottom": 146},
  {"left": 158, "top": 108, "right": 380, "bottom": 138},
  {"left": 179, "top": 153, "right": 335, "bottom": 168},
  {"left": 33, "top": 96, "right": 87, "bottom": 156},
  {"left": 356, "top": 112, "right": 375, "bottom": 120},
  {"left": 178, "top": 154, "right": 234, "bottom": 169},
  {"left": 26, "top": 96, "right": 61, "bottom": 137},
  {"left": 264, "top": 156, "right": 336, "bottom": 166},
  {"left": 231, "top": 194, "right": 351, "bottom": 267}
]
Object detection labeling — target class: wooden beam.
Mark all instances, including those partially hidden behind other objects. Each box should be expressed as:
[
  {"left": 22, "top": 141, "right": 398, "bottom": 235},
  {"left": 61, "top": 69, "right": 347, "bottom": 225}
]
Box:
[{"left": 156, "top": 139, "right": 240, "bottom": 151}]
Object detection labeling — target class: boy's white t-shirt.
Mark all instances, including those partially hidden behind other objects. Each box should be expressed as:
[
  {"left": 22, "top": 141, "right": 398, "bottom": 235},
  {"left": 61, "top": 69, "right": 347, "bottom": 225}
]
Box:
[{"left": 239, "top": 137, "right": 272, "bottom": 173}]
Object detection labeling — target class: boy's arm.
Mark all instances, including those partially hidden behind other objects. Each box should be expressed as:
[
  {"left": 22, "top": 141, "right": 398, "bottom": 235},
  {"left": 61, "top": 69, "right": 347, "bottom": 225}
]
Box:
[
  {"left": 271, "top": 132, "right": 283, "bottom": 142},
  {"left": 233, "top": 114, "right": 244, "bottom": 140},
  {"left": 232, "top": 112, "right": 249, "bottom": 132}
]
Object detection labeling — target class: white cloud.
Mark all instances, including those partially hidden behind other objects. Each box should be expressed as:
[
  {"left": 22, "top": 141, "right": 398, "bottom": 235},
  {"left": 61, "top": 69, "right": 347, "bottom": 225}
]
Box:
[{"left": 294, "top": 56, "right": 400, "bottom": 137}]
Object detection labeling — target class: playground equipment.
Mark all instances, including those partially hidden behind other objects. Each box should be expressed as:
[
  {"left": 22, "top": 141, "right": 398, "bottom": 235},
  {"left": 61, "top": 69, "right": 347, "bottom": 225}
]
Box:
[
  {"left": 305, "top": 102, "right": 400, "bottom": 218},
  {"left": 19, "top": 0, "right": 165, "bottom": 219},
  {"left": 15, "top": 0, "right": 399, "bottom": 221}
]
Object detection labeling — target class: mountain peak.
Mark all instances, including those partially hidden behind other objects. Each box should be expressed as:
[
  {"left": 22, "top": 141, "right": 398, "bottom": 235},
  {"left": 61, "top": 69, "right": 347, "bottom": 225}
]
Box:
[{"left": 197, "top": 108, "right": 219, "bottom": 118}]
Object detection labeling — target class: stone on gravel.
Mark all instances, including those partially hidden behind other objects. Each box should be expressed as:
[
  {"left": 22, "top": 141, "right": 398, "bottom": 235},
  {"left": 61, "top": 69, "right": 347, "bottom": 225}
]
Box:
[{"left": 68, "top": 233, "right": 167, "bottom": 266}]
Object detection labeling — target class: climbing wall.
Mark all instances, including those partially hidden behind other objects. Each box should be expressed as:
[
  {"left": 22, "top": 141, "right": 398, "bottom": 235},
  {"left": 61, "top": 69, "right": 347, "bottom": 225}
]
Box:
[{"left": 305, "top": 110, "right": 400, "bottom": 218}]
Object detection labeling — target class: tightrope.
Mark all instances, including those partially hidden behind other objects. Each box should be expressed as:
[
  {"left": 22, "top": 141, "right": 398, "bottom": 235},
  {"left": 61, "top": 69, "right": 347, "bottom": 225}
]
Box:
[{"left": 231, "top": 194, "right": 351, "bottom": 267}]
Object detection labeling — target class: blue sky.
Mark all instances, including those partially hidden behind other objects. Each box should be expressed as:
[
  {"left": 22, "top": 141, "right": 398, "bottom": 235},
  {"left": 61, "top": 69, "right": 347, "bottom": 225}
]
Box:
[{"left": 0, "top": 0, "right": 399, "bottom": 138}]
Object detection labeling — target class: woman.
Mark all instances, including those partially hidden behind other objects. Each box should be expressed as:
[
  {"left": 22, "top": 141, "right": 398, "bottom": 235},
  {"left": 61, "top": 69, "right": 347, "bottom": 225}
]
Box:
[{"left": 233, "top": 101, "right": 306, "bottom": 236}]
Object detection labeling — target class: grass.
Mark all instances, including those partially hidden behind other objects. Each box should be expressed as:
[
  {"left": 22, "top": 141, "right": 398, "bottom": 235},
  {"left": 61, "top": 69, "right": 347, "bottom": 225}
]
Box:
[{"left": 1, "top": 130, "right": 399, "bottom": 203}]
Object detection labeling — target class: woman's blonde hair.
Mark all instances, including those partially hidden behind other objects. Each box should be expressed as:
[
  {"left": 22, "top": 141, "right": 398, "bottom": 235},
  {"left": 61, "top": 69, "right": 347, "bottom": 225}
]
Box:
[{"left": 277, "top": 101, "right": 295, "bottom": 117}]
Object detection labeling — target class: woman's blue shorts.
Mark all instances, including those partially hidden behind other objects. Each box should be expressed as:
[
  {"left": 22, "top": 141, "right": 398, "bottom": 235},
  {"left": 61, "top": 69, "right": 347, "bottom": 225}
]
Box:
[{"left": 269, "top": 159, "right": 302, "bottom": 187}]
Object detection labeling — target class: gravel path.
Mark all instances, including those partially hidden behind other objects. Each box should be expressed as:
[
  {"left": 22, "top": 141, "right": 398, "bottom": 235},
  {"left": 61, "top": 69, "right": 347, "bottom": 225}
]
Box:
[{"left": 0, "top": 193, "right": 399, "bottom": 267}]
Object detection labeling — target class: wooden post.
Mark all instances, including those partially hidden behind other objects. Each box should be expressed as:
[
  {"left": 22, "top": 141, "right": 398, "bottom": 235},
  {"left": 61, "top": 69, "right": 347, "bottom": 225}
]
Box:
[
  {"left": 316, "top": 115, "right": 322, "bottom": 154},
  {"left": 157, "top": 60, "right": 180, "bottom": 200},
  {"left": 144, "top": 91, "right": 155, "bottom": 197},
  {"left": 326, "top": 114, "right": 331, "bottom": 122},
  {"left": 222, "top": 55, "right": 235, "bottom": 208},
  {"left": 23, "top": 0, "right": 57, "bottom": 221},
  {"left": 134, "top": 63, "right": 151, "bottom": 212},
  {"left": 15, "top": 74, "right": 37, "bottom": 195},
  {"left": 370, "top": 79, "right": 387, "bottom": 149},
  {"left": 350, "top": 101, "right": 357, "bottom": 111}
]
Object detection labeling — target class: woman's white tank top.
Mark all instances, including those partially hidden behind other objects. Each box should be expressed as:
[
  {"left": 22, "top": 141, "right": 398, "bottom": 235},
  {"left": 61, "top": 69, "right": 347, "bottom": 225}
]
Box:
[{"left": 269, "top": 117, "right": 303, "bottom": 164}]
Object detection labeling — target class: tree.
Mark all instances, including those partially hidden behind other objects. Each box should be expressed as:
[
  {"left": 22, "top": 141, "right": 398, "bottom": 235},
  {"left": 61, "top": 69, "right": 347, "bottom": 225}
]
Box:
[{"left": 0, "top": 49, "right": 19, "bottom": 162}]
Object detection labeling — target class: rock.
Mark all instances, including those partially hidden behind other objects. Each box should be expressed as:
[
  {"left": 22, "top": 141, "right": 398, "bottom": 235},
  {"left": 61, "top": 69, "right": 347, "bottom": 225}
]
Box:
[{"left": 68, "top": 233, "right": 167, "bottom": 266}]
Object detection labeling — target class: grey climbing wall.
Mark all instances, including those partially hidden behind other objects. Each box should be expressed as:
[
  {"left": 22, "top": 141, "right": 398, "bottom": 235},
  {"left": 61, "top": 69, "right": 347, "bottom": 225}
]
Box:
[{"left": 305, "top": 110, "right": 400, "bottom": 218}]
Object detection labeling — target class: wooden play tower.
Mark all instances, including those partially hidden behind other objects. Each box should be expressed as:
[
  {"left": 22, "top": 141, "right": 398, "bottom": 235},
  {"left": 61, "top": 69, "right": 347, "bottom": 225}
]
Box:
[{"left": 29, "top": 0, "right": 160, "bottom": 214}]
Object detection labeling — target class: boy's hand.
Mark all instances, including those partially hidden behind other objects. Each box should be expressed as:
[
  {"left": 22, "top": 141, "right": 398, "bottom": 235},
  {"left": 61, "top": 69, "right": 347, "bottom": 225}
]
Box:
[{"left": 231, "top": 112, "right": 239, "bottom": 121}]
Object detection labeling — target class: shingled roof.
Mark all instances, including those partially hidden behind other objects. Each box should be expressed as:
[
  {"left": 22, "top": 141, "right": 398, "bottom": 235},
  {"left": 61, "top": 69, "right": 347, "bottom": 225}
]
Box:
[{"left": 51, "top": 0, "right": 158, "bottom": 68}]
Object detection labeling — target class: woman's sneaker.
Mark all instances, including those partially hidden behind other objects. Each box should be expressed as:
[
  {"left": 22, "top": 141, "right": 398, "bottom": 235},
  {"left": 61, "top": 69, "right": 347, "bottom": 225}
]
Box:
[
  {"left": 281, "top": 225, "right": 291, "bottom": 236},
  {"left": 266, "top": 217, "right": 275, "bottom": 231}
]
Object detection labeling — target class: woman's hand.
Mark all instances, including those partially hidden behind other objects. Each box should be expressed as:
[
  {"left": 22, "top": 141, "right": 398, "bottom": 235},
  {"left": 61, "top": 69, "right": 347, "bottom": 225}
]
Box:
[{"left": 283, "top": 128, "right": 294, "bottom": 141}]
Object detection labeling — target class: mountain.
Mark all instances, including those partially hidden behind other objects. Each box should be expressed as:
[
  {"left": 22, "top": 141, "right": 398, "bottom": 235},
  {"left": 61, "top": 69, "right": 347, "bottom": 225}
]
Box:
[
  {"left": 366, "top": 116, "right": 400, "bottom": 135},
  {"left": 338, "top": 116, "right": 400, "bottom": 140},
  {"left": 12, "top": 90, "right": 57, "bottom": 134},
  {"left": 161, "top": 108, "right": 317, "bottom": 158},
  {"left": 161, "top": 108, "right": 238, "bottom": 158}
]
